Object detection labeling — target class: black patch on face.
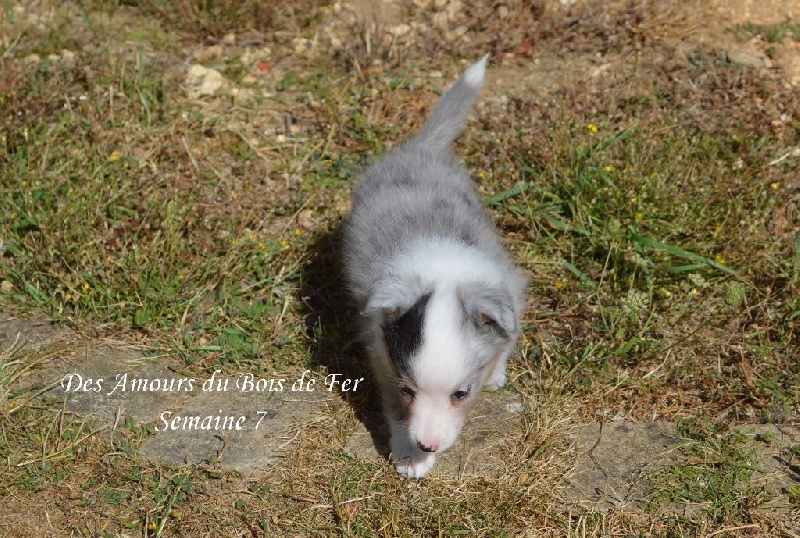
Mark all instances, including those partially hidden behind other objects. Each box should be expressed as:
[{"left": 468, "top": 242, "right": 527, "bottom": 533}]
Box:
[{"left": 383, "top": 292, "right": 432, "bottom": 377}]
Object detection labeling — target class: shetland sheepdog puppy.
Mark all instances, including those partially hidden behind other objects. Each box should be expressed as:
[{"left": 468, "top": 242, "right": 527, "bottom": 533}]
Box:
[{"left": 342, "top": 55, "right": 526, "bottom": 478}]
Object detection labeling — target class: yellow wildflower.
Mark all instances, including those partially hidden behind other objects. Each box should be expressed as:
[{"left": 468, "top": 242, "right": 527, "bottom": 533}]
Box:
[
  {"left": 109, "top": 150, "right": 121, "bottom": 161},
  {"left": 554, "top": 279, "right": 564, "bottom": 289},
  {"left": 634, "top": 211, "right": 643, "bottom": 222},
  {"left": 604, "top": 165, "right": 612, "bottom": 172},
  {"left": 587, "top": 123, "right": 598, "bottom": 133},
  {"left": 294, "top": 228, "right": 302, "bottom": 236},
  {"left": 715, "top": 253, "right": 725, "bottom": 264},
  {"left": 82, "top": 282, "right": 89, "bottom": 292},
  {"left": 770, "top": 182, "right": 779, "bottom": 190}
]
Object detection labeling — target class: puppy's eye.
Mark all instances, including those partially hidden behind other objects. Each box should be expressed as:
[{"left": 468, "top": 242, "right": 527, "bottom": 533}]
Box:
[
  {"left": 399, "top": 386, "right": 415, "bottom": 398},
  {"left": 452, "top": 387, "right": 471, "bottom": 402}
]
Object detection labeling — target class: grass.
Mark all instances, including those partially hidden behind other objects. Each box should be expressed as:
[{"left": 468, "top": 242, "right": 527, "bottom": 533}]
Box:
[
  {"left": 732, "top": 18, "right": 800, "bottom": 44},
  {"left": 1, "top": 0, "right": 799, "bottom": 535},
  {"left": 648, "top": 418, "right": 762, "bottom": 523}
]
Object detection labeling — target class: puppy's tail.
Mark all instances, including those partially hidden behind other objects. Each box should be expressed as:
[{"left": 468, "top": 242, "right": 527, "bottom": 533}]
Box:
[{"left": 408, "top": 54, "right": 488, "bottom": 155}]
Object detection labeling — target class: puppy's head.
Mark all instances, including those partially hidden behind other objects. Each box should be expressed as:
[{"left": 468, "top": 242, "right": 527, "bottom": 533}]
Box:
[{"left": 366, "top": 278, "right": 518, "bottom": 454}]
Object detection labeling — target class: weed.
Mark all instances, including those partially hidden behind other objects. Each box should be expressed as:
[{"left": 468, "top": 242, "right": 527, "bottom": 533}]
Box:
[{"left": 732, "top": 18, "right": 800, "bottom": 43}]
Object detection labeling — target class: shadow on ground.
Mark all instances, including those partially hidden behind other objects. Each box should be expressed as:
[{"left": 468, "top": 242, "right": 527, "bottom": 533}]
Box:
[{"left": 299, "top": 224, "right": 390, "bottom": 457}]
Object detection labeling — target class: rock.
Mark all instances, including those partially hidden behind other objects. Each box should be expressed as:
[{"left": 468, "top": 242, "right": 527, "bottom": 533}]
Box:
[
  {"left": 228, "top": 87, "right": 257, "bottom": 102},
  {"left": 297, "top": 209, "right": 315, "bottom": 229},
  {"left": 255, "top": 59, "right": 272, "bottom": 74},
  {"left": 42, "top": 346, "right": 194, "bottom": 427},
  {"left": 590, "top": 62, "right": 612, "bottom": 78},
  {"left": 564, "top": 422, "right": 679, "bottom": 508},
  {"left": 139, "top": 384, "right": 331, "bottom": 475},
  {"left": 389, "top": 23, "right": 411, "bottom": 37},
  {"left": 563, "top": 422, "right": 800, "bottom": 512},
  {"left": 727, "top": 48, "right": 770, "bottom": 69},
  {"left": 59, "top": 49, "right": 76, "bottom": 67},
  {"left": 185, "top": 64, "right": 227, "bottom": 98},
  {"left": 0, "top": 313, "right": 64, "bottom": 348},
  {"left": 293, "top": 37, "right": 315, "bottom": 55},
  {"left": 193, "top": 45, "right": 223, "bottom": 63}
]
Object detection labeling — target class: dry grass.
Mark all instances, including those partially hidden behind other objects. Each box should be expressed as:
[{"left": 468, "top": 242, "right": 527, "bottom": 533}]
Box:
[{"left": 1, "top": 0, "right": 799, "bottom": 535}]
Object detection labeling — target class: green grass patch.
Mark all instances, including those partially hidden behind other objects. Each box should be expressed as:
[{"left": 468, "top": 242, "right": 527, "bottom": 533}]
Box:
[
  {"left": 731, "top": 18, "right": 800, "bottom": 43},
  {"left": 648, "top": 418, "right": 763, "bottom": 523}
]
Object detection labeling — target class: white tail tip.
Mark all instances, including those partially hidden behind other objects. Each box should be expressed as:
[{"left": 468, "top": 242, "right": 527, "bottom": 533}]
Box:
[{"left": 463, "top": 53, "right": 490, "bottom": 87}]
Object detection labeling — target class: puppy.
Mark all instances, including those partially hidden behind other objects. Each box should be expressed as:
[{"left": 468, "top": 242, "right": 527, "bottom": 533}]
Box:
[{"left": 342, "top": 55, "right": 526, "bottom": 478}]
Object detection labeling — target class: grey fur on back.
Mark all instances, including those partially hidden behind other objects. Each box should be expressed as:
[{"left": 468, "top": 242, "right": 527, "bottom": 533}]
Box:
[{"left": 342, "top": 57, "right": 525, "bottom": 315}]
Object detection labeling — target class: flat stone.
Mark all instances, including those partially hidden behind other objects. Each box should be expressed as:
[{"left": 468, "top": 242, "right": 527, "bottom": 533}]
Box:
[
  {"left": 7, "top": 312, "right": 797, "bottom": 510},
  {"left": 31, "top": 346, "right": 194, "bottom": 427},
  {"left": 139, "top": 382, "right": 331, "bottom": 476},
  {"left": 564, "top": 421, "right": 800, "bottom": 512},
  {"left": 185, "top": 64, "right": 227, "bottom": 98},
  {"left": 0, "top": 313, "right": 65, "bottom": 349},
  {"left": 727, "top": 48, "right": 770, "bottom": 69},
  {"left": 564, "top": 421, "right": 679, "bottom": 509}
]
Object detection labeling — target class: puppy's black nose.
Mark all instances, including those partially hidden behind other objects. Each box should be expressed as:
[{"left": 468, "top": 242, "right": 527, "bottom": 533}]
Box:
[{"left": 417, "top": 441, "right": 438, "bottom": 453}]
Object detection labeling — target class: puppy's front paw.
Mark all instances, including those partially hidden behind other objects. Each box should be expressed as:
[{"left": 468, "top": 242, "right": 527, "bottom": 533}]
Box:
[
  {"left": 390, "top": 435, "right": 436, "bottom": 478},
  {"left": 484, "top": 368, "right": 506, "bottom": 391},
  {"left": 395, "top": 450, "right": 436, "bottom": 478}
]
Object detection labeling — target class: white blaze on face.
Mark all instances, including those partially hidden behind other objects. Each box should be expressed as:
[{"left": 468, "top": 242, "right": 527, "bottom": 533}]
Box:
[{"left": 407, "top": 285, "right": 472, "bottom": 453}]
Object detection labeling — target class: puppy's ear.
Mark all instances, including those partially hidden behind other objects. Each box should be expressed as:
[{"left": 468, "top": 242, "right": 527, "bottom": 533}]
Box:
[
  {"left": 363, "top": 274, "right": 425, "bottom": 321},
  {"left": 458, "top": 283, "right": 518, "bottom": 339}
]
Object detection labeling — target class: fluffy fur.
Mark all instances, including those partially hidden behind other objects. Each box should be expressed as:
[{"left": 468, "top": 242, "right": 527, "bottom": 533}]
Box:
[{"left": 342, "top": 55, "right": 527, "bottom": 478}]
